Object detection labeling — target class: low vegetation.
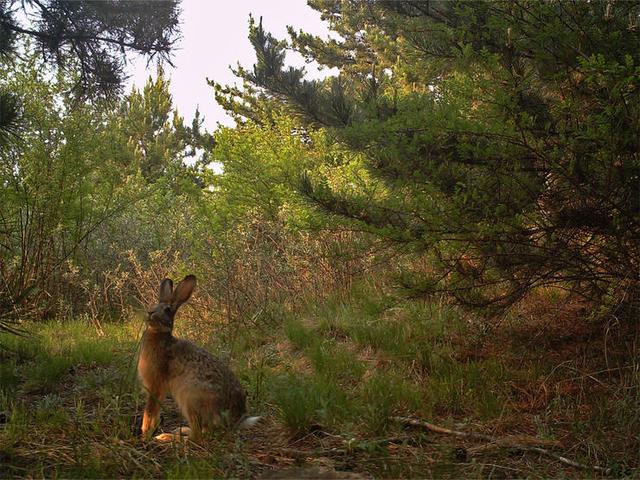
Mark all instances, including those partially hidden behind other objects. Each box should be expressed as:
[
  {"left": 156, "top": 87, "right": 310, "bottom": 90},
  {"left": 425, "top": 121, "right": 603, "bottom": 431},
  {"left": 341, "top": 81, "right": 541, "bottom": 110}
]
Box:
[{"left": 1, "top": 281, "right": 637, "bottom": 478}]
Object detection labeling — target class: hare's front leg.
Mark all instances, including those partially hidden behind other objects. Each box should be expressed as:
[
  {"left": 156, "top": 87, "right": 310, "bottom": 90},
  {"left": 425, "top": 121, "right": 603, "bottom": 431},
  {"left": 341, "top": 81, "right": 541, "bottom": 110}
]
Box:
[{"left": 141, "top": 390, "right": 165, "bottom": 439}]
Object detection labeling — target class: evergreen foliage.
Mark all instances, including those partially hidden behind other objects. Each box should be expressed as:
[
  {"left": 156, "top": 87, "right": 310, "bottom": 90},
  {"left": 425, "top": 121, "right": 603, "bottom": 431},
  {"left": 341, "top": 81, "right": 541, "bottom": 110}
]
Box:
[
  {"left": 0, "top": 0, "right": 181, "bottom": 145},
  {"left": 0, "top": 0, "right": 180, "bottom": 98},
  {"left": 219, "top": 0, "right": 640, "bottom": 311}
]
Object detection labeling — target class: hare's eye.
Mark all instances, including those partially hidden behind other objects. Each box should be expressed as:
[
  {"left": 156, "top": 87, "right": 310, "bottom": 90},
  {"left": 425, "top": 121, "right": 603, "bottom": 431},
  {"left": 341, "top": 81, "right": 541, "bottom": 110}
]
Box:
[{"left": 164, "top": 307, "right": 172, "bottom": 315}]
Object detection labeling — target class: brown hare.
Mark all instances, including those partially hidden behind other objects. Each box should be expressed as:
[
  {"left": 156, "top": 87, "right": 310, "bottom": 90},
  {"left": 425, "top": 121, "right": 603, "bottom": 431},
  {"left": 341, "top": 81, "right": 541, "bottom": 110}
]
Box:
[{"left": 138, "top": 275, "right": 259, "bottom": 441}]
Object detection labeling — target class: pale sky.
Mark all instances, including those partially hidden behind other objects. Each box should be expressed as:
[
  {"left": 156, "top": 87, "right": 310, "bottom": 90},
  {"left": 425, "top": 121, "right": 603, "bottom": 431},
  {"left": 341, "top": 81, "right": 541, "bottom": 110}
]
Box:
[{"left": 126, "top": 0, "right": 336, "bottom": 130}]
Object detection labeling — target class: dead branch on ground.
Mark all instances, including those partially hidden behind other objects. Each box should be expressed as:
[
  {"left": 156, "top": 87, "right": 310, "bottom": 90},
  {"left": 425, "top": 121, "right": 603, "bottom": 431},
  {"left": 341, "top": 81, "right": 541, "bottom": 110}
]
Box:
[{"left": 390, "top": 416, "right": 611, "bottom": 475}]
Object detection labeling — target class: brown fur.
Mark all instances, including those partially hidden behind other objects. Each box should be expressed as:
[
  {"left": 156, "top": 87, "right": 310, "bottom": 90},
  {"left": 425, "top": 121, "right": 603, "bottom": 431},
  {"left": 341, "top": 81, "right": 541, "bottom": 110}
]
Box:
[{"left": 138, "top": 275, "right": 247, "bottom": 440}]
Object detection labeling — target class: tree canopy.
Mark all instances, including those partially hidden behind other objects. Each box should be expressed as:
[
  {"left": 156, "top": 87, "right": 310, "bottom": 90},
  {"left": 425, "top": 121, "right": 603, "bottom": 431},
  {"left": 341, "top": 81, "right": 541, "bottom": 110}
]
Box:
[
  {"left": 216, "top": 0, "right": 640, "bottom": 312},
  {"left": 0, "top": 0, "right": 181, "bottom": 142}
]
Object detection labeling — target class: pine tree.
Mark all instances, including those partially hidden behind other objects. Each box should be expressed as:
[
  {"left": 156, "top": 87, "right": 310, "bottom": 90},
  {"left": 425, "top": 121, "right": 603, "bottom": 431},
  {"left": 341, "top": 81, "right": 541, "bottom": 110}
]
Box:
[
  {"left": 220, "top": 1, "right": 640, "bottom": 312},
  {"left": 0, "top": 0, "right": 181, "bottom": 141}
]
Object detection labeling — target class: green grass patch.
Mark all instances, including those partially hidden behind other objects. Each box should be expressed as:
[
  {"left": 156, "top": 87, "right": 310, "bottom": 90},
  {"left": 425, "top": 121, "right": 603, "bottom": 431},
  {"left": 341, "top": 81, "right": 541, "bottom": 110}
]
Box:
[
  {"left": 283, "top": 316, "right": 314, "bottom": 350},
  {"left": 268, "top": 372, "right": 352, "bottom": 433},
  {"left": 3, "top": 402, "right": 30, "bottom": 440},
  {"left": 269, "top": 374, "right": 320, "bottom": 433},
  {"left": 0, "top": 360, "right": 20, "bottom": 394},
  {"left": 426, "top": 358, "right": 508, "bottom": 419},
  {"left": 360, "top": 373, "right": 423, "bottom": 434},
  {"left": 0, "top": 318, "right": 139, "bottom": 395},
  {"left": 307, "top": 339, "right": 364, "bottom": 383},
  {"left": 312, "top": 291, "right": 471, "bottom": 367},
  {"left": 166, "top": 458, "right": 224, "bottom": 479}
]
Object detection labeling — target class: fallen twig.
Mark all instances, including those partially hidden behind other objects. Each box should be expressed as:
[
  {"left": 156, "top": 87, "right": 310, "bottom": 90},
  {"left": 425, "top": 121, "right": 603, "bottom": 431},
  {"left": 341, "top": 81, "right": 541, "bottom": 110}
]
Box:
[{"left": 390, "top": 416, "right": 611, "bottom": 475}]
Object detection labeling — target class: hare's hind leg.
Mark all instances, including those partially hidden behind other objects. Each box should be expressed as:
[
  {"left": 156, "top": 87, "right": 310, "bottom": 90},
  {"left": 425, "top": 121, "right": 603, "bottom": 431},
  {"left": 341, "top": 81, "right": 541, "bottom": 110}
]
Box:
[
  {"left": 173, "top": 382, "right": 222, "bottom": 440},
  {"left": 183, "top": 395, "right": 220, "bottom": 441},
  {"left": 185, "top": 410, "right": 205, "bottom": 441}
]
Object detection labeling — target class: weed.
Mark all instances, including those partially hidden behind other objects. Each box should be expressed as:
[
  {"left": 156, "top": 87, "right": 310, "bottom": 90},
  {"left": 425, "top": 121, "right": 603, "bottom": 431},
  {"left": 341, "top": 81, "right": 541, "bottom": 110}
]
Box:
[
  {"left": 426, "top": 358, "right": 508, "bottom": 419},
  {"left": 23, "top": 355, "right": 74, "bottom": 392},
  {"left": 311, "top": 374, "right": 352, "bottom": 426},
  {"left": 269, "top": 374, "right": 319, "bottom": 433},
  {"left": 283, "top": 317, "right": 314, "bottom": 350},
  {"left": 0, "top": 360, "right": 19, "bottom": 395},
  {"left": 360, "top": 373, "right": 422, "bottom": 434},
  {"left": 4, "top": 403, "right": 29, "bottom": 440},
  {"left": 307, "top": 339, "right": 364, "bottom": 383},
  {"left": 166, "top": 458, "right": 224, "bottom": 479}
]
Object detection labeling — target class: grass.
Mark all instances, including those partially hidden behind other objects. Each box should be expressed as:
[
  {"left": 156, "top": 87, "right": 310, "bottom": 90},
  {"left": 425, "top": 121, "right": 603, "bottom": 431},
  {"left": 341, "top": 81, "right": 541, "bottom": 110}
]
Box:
[
  {"left": 269, "top": 374, "right": 325, "bottom": 432},
  {"left": 360, "top": 373, "right": 422, "bottom": 434},
  {"left": 1, "top": 320, "right": 140, "bottom": 394},
  {"left": 0, "top": 283, "right": 638, "bottom": 478},
  {"left": 165, "top": 458, "right": 225, "bottom": 479},
  {"left": 278, "top": 285, "right": 513, "bottom": 440},
  {"left": 307, "top": 339, "right": 364, "bottom": 383},
  {"left": 429, "top": 360, "right": 508, "bottom": 418}
]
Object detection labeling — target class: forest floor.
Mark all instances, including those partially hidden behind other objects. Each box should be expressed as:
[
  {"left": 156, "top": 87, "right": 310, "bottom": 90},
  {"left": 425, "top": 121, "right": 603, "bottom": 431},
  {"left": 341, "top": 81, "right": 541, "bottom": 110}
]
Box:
[{"left": 0, "top": 282, "right": 638, "bottom": 478}]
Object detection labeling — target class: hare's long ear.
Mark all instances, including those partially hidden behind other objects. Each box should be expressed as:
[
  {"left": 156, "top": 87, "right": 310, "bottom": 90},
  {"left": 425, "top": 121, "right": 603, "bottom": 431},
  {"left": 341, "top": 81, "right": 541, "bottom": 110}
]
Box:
[
  {"left": 173, "top": 275, "right": 196, "bottom": 307},
  {"left": 159, "top": 278, "right": 173, "bottom": 303}
]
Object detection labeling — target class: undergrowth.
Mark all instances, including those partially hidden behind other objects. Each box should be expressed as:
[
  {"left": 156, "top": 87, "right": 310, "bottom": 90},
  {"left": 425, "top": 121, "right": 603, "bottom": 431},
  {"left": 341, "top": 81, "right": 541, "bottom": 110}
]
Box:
[{"left": 0, "top": 282, "right": 638, "bottom": 478}]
